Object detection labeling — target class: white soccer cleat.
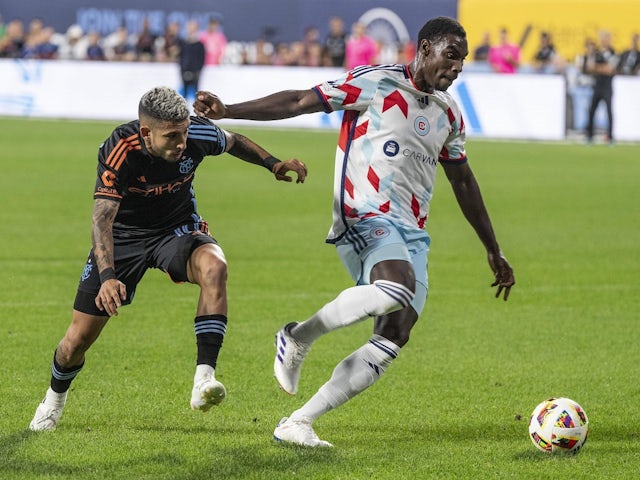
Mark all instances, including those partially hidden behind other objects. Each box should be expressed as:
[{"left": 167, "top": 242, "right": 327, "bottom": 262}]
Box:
[
  {"left": 273, "top": 417, "right": 333, "bottom": 447},
  {"left": 190, "top": 377, "right": 226, "bottom": 412},
  {"left": 29, "top": 401, "right": 64, "bottom": 432},
  {"left": 274, "top": 322, "right": 310, "bottom": 395}
]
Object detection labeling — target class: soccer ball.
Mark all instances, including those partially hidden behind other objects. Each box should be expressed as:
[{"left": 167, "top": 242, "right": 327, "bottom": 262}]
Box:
[{"left": 528, "top": 397, "right": 589, "bottom": 454}]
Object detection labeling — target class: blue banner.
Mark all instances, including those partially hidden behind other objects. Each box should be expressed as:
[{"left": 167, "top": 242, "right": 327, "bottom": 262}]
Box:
[{"left": 1, "top": 0, "right": 457, "bottom": 43}]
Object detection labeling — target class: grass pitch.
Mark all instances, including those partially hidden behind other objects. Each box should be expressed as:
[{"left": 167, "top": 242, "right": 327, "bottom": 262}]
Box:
[{"left": 0, "top": 117, "right": 638, "bottom": 479}]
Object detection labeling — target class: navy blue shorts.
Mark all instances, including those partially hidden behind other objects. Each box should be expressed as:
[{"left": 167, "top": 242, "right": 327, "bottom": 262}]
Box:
[{"left": 73, "top": 225, "right": 217, "bottom": 316}]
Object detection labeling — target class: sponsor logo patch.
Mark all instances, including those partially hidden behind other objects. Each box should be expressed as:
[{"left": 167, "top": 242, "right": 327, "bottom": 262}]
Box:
[{"left": 383, "top": 140, "right": 399, "bottom": 157}]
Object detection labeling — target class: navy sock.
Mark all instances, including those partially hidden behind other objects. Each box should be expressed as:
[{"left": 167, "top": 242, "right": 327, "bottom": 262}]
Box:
[
  {"left": 194, "top": 314, "right": 227, "bottom": 368},
  {"left": 50, "top": 351, "right": 84, "bottom": 393}
]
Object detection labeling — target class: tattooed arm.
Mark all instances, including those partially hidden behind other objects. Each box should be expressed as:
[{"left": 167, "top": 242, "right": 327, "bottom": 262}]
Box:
[
  {"left": 91, "top": 198, "right": 126, "bottom": 316},
  {"left": 223, "top": 130, "right": 307, "bottom": 183}
]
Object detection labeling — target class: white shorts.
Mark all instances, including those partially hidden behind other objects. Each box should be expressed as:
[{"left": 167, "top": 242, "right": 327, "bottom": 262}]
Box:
[{"left": 335, "top": 217, "right": 430, "bottom": 315}]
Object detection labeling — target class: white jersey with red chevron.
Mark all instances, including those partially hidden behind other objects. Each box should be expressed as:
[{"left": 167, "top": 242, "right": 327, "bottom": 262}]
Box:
[{"left": 313, "top": 64, "right": 467, "bottom": 243}]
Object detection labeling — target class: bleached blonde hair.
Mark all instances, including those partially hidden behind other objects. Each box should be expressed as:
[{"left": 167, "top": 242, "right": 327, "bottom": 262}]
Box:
[{"left": 138, "top": 86, "right": 189, "bottom": 122}]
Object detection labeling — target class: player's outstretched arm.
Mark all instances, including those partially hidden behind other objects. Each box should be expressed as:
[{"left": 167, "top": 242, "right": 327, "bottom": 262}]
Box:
[
  {"left": 194, "top": 89, "right": 324, "bottom": 121},
  {"left": 442, "top": 162, "right": 515, "bottom": 300},
  {"left": 223, "top": 130, "right": 307, "bottom": 183}
]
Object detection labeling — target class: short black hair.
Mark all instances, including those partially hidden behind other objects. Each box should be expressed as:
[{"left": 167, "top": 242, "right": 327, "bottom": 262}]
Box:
[{"left": 417, "top": 16, "right": 466, "bottom": 49}]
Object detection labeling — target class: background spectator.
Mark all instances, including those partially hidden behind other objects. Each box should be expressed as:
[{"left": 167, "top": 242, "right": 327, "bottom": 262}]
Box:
[
  {"left": 345, "top": 22, "right": 377, "bottom": 69},
  {"left": 86, "top": 31, "right": 106, "bottom": 61},
  {"left": 32, "top": 27, "right": 59, "bottom": 59},
  {"left": 575, "top": 37, "right": 597, "bottom": 86},
  {"left": 23, "top": 17, "right": 44, "bottom": 56},
  {"left": 21, "top": 20, "right": 43, "bottom": 59},
  {"left": 324, "top": 16, "right": 346, "bottom": 67},
  {"left": 272, "top": 42, "right": 292, "bottom": 66},
  {"left": 473, "top": 31, "right": 491, "bottom": 62},
  {"left": 617, "top": 33, "right": 640, "bottom": 75},
  {"left": 57, "top": 24, "right": 87, "bottom": 60},
  {"left": 287, "top": 41, "right": 306, "bottom": 66},
  {"left": 242, "top": 37, "right": 274, "bottom": 65},
  {"left": 135, "top": 17, "right": 156, "bottom": 62},
  {"left": 156, "top": 21, "right": 181, "bottom": 63},
  {"left": 488, "top": 28, "right": 520, "bottom": 74},
  {"left": 532, "top": 31, "right": 563, "bottom": 73},
  {"left": 104, "top": 26, "right": 136, "bottom": 62},
  {"left": 375, "top": 37, "right": 400, "bottom": 64},
  {"left": 306, "top": 41, "right": 326, "bottom": 66},
  {"left": 582, "top": 31, "right": 617, "bottom": 143},
  {"left": 301, "top": 26, "right": 322, "bottom": 66},
  {"left": 200, "top": 18, "right": 227, "bottom": 66},
  {"left": 22, "top": 24, "right": 58, "bottom": 60},
  {"left": 398, "top": 40, "right": 416, "bottom": 64},
  {"left": 255, "top": 38, "right": 275, "bottom": 65},
  {"left": 179, "top": 20, "right": 206, "bottom": 103},
  {"left": 0, "top": 18, "right": 25, "bottom": 58}
]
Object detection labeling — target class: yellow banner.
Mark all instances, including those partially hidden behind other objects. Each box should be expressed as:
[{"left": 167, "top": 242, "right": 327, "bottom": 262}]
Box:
[{"left": 459, "top": 0, "right": 640, "bottom": 64}]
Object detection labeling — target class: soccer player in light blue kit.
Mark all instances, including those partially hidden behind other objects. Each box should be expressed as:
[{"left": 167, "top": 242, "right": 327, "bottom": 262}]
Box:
[{"left": 194, "top": 16, "right": 515, "bottom": 447}]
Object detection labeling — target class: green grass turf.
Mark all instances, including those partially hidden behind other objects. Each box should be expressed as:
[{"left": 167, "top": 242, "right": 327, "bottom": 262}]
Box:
[{"left": 0, "top": 117, "right": 638, "bottom": 479}]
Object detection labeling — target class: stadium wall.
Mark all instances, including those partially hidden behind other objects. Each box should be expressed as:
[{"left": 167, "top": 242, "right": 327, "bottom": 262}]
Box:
[{"left": 1, "top": 59, "right": 639, "bottom": 141}]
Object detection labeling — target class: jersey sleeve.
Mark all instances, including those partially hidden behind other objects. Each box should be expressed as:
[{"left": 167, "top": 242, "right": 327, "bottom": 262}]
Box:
[
  {"left": 438, "top": 97, "right": 467, "bottom": 165},
  {"left": 94, "top": 126, "right": 140, "bottom": 201},
  {"left": 314, "top": 68, "right": 378, "bottom": 113},
  {"left": 187, "top": 116, "right": 227, "bottom": 157}
]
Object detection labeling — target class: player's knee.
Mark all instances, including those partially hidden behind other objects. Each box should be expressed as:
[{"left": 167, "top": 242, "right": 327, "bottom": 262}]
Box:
[
  {"left": 375, "top": 310, "right": 418, "bottom": 347},
  {"left": 391, "top": 326, "right": 413, "bottom": 348},
  {"left": 190, "top": 246, "right": 228, "bottom": 287},
  {"left": 372, "top": 280, "right": 415, "bottom": 314}
]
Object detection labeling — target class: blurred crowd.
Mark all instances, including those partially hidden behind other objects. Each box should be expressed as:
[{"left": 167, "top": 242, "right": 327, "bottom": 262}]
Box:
[
  {"left": 470, "top": 27, "right": 639, "bottom": 143},
  {"left": 2, "top": 15, "right": 638, "bottom": 79},
  {"left": 0, "top": 15, "right": 415, "bottom": 67},
  {"left": 471, "top": 27, "right": 640, "bottom": 78},
  {"left": 1, "top": 15, "right": 638, "bottom": 77}
]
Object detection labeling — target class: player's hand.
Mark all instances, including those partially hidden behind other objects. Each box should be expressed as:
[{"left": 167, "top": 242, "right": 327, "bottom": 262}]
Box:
[
  {"left": 193, "top": 91, "right": 226, "bottom": 120},
  {"left": 488, "top": 252, "right": 515, "bottom": 301},
  {"left": 95, "top": 278, "right": 127, "bottom": 316},
  {"left": 272, "top": 159, "right": 308, "bottom": 183}
]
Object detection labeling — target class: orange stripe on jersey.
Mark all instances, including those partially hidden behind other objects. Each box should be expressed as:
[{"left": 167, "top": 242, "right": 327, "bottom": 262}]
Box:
[
  {"left": 114, "top": 138, "right": 140, "bottom": 170},
  {"left": 105, "top": 138, "right": 129, "bottom": 167},
  {"left": 105, "top": 134, "right": 141, "bottom": 171}
]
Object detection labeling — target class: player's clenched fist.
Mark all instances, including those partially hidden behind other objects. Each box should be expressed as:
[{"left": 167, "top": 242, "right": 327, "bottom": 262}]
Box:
[{"left": 194, "top": 91, "right": 226, "bottom": 119}]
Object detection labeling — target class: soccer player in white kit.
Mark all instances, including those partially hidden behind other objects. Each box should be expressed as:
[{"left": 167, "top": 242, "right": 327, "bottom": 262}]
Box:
[{"left": 194, "top": 16, "right": 515, "bottom": 447}]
